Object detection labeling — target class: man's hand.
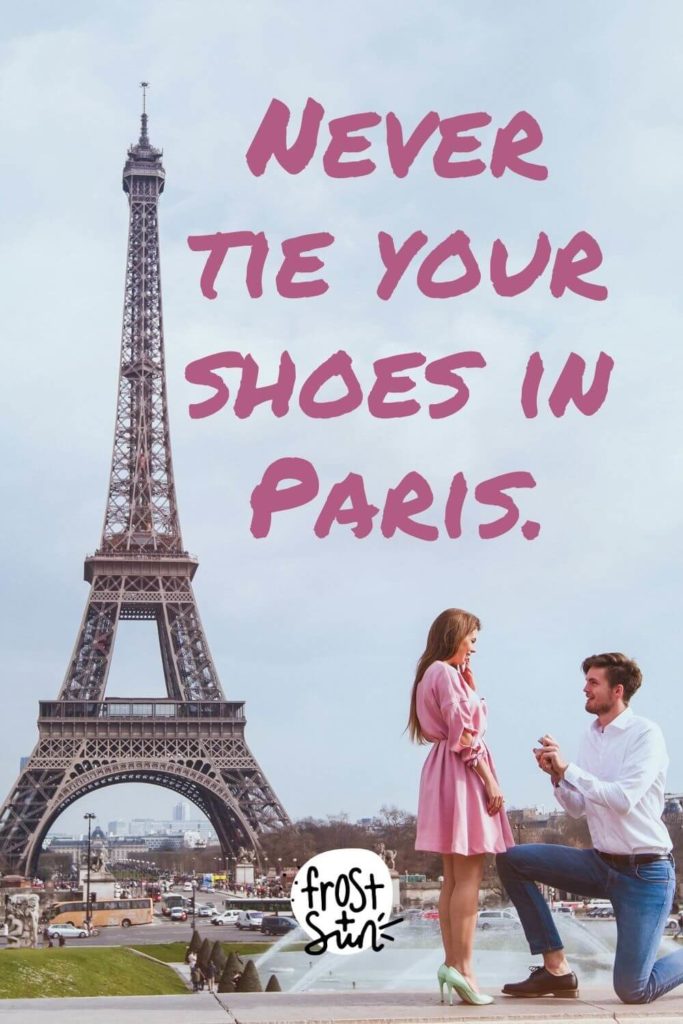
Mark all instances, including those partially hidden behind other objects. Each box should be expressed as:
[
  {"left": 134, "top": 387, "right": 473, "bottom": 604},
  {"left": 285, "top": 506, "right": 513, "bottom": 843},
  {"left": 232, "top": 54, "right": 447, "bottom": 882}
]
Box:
[
  {"left": 533, "top": 734, "right": 569, "bottom": 781},
  {"left": 533, "top": 746, "right": 554, "bottom": 774}
]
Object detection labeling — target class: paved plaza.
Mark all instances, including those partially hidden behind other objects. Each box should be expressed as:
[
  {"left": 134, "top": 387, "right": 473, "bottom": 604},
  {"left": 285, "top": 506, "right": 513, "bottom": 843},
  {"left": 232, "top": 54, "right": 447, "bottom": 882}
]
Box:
[{"left": 2, "top": 988, "right": 683, "bottom": 1023}]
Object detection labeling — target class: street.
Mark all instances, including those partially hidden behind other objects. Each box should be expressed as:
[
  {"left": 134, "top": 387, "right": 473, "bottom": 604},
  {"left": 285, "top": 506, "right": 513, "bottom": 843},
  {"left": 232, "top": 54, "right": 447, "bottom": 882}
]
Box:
[
  {"left": 33, "top": 894, "right": 274, "bottom": 947},
  {"left": 83, "top": 915, "right": 272, "bottom": 946}
]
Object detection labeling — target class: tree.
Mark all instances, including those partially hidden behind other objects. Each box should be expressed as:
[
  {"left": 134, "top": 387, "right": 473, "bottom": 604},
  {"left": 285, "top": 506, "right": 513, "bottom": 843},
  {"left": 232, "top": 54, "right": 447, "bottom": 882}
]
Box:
[{"left": 35, "top": 852, "right": 73, "bottom": 881}]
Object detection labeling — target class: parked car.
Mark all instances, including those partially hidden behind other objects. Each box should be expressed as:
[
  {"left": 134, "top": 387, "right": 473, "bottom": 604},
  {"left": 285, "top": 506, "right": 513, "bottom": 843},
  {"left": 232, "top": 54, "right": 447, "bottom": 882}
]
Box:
[
  {"left": 261, "top": 914, "right": 298, "bottom": 936},
  {"left": 477, "top": 908, "right": 519, "bottom": 929},
  {"left": 552, "top": 906, "right": 575, "bottom": 917},
  {"left": 197, "top": 905, "right": 217, "bottom": 917},
  {"left": 587, "top": 906, "right": 614, "bottom": 919},
  {"left": 47, "top": 924, "right": 88, "bottom": 939},
  {"left": 236, "top": 910, "right": 264, "bottom": 930},
  {"left": 211, "top": 913, "right": 241, "bottom": 929},
  {"left": 169, "top": 906, "right": 188, "bottom": 921},
  {"left": 665, "top": 915, "right": 679, "bottom": 933}
]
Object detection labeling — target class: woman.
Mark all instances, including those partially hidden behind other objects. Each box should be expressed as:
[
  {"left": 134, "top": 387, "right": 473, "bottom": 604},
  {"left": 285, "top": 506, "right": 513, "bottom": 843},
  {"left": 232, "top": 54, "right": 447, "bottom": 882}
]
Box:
[{"left": 409, "top": 608, "right": 514, "bottom": 1006}]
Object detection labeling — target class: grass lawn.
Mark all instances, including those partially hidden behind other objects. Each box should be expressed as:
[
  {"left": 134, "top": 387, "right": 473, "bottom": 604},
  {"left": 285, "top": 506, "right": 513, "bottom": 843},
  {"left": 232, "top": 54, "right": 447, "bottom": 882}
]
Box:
[{"left": 0, "top": 947, "right": 188, "bottom": 999}]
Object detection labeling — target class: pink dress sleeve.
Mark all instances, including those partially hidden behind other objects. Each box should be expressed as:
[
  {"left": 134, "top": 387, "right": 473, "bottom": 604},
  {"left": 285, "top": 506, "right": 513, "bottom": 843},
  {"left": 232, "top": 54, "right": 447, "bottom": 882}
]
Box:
[{"left": 434, "top": 664, "right": 482, "bottom": 766}]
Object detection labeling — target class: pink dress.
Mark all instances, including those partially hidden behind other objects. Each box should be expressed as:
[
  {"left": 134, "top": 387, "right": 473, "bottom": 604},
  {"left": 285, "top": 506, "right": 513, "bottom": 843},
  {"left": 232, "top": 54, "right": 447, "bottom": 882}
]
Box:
[{"left": 415, "top": 661, "right": 514, "bottom": 855}]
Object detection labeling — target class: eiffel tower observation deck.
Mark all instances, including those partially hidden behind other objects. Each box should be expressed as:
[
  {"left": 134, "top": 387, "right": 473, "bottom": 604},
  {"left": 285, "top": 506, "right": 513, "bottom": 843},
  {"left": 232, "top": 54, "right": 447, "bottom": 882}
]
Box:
[{"left": 0, "top": 89, "right": 290, "bottom": 876}]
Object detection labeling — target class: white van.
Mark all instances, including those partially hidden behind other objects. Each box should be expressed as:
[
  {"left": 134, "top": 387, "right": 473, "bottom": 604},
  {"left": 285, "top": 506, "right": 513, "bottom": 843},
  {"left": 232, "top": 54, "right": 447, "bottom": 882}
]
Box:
[
  {"left": 551, "top": 901, "right": 577, "bottom": 917},
  {"left": 477, "top": 908, "right": 519, "bottom": 929},
  {"left": 236, "top": 910, "right": 264, "bottom": 931}
]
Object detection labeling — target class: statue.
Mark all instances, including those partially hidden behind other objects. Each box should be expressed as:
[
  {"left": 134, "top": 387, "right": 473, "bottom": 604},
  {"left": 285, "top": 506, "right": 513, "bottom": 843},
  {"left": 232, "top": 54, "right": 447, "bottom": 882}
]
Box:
[
  {"left": 79, "top": 845, "right": 106, "bottom": 875},
  {"left": 376, "top": 842, "right": 397, "bottom": 871},
  {"left": 5, "top": 893, "right": 40, "bottom": 948}
]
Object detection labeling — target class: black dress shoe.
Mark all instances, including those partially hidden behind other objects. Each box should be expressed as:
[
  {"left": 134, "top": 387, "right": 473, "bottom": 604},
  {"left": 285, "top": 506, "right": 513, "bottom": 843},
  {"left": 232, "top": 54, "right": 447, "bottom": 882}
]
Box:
[{"left": 502, "top": 965, "right": 579, "bottom": 998}]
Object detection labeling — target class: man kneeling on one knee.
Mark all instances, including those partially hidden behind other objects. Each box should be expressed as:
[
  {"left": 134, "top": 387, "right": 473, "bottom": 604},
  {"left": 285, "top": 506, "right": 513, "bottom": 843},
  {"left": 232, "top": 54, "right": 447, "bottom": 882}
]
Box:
[{"left": 496, "top": 652, "right": 682, "bottom": 1004}]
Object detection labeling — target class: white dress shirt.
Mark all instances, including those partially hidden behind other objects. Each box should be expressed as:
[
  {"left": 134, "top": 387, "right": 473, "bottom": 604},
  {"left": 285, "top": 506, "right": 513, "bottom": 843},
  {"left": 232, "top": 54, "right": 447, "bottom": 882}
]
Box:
[{"left": 554, "top": 706, "right": 671, "bottom": 855}]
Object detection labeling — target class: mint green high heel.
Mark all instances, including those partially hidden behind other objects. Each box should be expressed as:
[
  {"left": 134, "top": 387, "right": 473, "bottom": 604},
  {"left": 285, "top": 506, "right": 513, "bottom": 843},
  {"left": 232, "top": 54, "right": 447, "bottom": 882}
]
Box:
[
  {"left": 437, "top": 964, "right": 450, "bottom": 1004},
  {"left": 439, "top": 964, "right": 494, "bottom": 1006}
]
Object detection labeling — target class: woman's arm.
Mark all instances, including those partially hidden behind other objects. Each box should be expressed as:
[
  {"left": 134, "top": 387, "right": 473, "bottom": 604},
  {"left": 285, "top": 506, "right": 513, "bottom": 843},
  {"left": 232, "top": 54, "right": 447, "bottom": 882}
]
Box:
[{"left": 472, "top": 757, "right": 504, "bottom": 816}]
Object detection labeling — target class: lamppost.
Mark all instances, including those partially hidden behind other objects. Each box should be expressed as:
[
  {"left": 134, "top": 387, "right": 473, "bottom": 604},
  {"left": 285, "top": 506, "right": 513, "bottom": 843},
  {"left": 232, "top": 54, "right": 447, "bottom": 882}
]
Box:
[
  {"left": 511, "top": 821, "right": 526, "bottom": 845},
  {"left": 84, "top": 813, "right": 96, "bottom": 930},
  {"left": 190, "top": 859, "right": 196, "bottom": 930}
]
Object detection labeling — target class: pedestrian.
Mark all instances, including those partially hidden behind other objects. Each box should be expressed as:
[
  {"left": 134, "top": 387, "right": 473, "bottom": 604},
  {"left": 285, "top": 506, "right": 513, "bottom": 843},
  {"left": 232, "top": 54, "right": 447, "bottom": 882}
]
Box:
[
  {"left": 408, "top": 608, "right": 513, "bottom": 1006},
  {"left": 190, "top": 963, "right": 200, "bottom": 992},
  {"left": 497, "top": 652, "right": 683, "bottom": 1004},
  {"left": 205, "top": 960, "right": 217, "bottom": 993}
]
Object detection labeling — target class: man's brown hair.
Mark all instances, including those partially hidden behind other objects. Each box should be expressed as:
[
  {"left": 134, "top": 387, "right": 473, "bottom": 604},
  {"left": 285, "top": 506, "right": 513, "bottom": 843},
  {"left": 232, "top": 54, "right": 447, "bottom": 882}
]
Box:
[{"left": 581, "top": 652, "right": 642, "bottom": 704}]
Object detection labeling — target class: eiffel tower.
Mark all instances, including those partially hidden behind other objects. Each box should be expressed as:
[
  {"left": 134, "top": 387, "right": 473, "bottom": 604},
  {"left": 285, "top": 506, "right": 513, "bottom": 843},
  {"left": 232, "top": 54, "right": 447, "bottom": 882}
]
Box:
[{"left": 0, "top": 90, "right": 290, "bottom": 876}]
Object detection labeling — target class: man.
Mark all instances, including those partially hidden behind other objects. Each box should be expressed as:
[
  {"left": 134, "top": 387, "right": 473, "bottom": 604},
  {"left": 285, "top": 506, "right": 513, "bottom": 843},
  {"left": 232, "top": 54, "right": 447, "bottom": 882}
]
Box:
[
  {"left": 205, "top": 959, "right": 217, "bottom": 993},
  {"left": 496, "top": 652, "right": 682, "bottom": 1004}
]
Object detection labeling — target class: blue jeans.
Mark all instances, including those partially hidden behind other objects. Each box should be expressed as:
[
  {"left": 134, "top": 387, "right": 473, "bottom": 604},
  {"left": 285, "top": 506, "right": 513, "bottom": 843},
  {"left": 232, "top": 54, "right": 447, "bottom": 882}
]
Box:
[{"left": 496, "top": 845, "right": 683, "bottom": 1004}]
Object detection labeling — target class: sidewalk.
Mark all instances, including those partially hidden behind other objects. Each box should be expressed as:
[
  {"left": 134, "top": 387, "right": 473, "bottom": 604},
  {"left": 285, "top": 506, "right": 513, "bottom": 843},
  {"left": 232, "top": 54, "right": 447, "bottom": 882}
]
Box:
[{"left": 1, "top": 988, "right": 683, "bottom": 1023}]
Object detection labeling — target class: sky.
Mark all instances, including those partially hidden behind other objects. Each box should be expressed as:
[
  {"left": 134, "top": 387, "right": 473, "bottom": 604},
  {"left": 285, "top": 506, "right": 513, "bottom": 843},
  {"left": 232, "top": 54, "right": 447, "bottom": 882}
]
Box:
[{"left": 0, "top": 1, "right": 681, "bottom": 842}]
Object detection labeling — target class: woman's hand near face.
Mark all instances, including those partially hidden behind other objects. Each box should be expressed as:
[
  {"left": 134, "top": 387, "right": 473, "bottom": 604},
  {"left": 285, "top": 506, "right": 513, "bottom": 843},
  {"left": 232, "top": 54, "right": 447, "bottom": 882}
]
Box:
[{"left": 461, "top": 658, "right": 476, "bottom": 689}]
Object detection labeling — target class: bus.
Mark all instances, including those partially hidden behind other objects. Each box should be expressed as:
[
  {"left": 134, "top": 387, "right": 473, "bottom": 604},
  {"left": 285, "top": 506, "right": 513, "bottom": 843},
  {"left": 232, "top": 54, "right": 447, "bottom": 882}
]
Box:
[
  {"left": 222, "top": 896, "right": 292, "bottom": 914},
  {"left": 161, "top": 893, "right": 191, "bottom": 916},
  {"left": 49, "top": 897, "right": 153, "bottom": 929}
]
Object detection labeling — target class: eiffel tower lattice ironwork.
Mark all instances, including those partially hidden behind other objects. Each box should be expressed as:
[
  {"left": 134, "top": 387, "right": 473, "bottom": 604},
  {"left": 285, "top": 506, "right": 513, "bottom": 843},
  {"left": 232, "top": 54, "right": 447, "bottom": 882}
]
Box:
[{"left": 0, "top": 96, "right": 290, "bottom": 876}]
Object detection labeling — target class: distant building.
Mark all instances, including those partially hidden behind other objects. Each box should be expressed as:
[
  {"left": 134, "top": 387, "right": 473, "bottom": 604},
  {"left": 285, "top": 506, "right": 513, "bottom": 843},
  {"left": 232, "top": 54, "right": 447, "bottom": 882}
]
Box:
[
  {"left": 44, "top": 831, "right": 186, "bottom": 868},
  {"left": 44, "top": 812, "right": 218, "bottom": 857},
  {"left": 183, "top": 830, "right": 206, "bottom": 848},
  {"left": 173, "top": 801, "right": 190, "bottom": 822},
  {"left": 506, "top": 806, "right": 565, "bottom": 843},
  {"left": 144, "top": 834, "right": 185, "bottom": 852},
  {"left": 664, "top": 793, "right": 683, "bottom": 816}
]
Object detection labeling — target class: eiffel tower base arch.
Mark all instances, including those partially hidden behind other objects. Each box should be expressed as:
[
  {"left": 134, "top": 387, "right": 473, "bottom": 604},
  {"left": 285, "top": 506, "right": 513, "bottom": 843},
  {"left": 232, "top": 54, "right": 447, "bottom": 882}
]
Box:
[{"left": 0, "top": 699, "right": 288, "bottom": 877}]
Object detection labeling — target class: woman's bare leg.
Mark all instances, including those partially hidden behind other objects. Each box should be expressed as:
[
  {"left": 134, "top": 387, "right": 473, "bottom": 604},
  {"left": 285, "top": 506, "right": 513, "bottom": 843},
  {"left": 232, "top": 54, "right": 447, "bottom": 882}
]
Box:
[
  {"left": 442, "top": 853, "right": 485, "bottom": 988},
  {"left": 438, "top": 855, "right": 455, "bottom": 964}
]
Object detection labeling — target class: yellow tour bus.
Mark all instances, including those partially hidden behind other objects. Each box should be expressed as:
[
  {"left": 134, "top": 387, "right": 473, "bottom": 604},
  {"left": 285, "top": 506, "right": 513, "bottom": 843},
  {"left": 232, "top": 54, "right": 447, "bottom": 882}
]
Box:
[{"left": 49, "top": 897, "right": 153, "bottom": 928}]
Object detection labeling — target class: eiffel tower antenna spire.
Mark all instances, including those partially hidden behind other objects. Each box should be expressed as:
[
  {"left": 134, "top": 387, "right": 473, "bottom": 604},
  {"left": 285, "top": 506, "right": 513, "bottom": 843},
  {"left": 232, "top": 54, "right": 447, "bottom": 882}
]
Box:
[
  {"left": 139, "top": 81, "right": 150, "bottom": 145},
  {"left": 0, "top": 96, "right": 290, "bottom": 876}
]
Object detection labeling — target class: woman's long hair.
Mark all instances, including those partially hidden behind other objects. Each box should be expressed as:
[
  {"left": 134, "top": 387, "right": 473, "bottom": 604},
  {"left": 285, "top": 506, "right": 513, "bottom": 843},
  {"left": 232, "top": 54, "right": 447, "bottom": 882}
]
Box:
[{"left": 407, "top": 608, "right": 481, "bottom": 743}]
